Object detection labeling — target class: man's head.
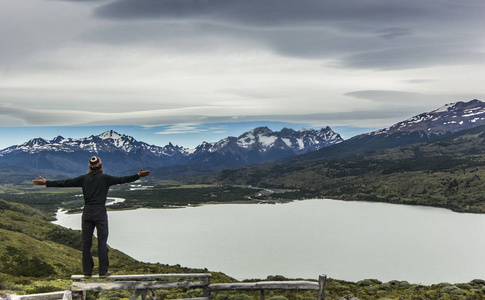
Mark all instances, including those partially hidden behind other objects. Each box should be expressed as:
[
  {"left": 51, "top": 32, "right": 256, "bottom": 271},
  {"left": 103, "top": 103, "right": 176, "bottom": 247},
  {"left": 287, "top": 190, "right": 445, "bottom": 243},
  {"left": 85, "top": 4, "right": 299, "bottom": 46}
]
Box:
[{"left": 89, "top": 156, "right": 103, "bottom": 172}]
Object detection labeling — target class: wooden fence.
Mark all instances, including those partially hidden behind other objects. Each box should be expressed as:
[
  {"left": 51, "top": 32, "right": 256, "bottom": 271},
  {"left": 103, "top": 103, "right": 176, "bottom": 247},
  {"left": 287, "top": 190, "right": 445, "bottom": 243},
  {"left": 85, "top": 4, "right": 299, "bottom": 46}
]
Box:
[{"left": 11, "top": 273, "right": 327, "bottom": 300}]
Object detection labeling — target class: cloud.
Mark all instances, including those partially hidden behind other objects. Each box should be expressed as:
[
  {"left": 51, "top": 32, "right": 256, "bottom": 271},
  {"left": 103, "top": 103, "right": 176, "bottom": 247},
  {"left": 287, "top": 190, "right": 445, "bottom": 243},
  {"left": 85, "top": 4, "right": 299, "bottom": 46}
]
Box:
[
  {"left": 345, "top": 90, "right": 436, "bottom": 103},
  {"left": 85, "top": 0, "right": 485, "bottom": 70},
  {"left": 2, "top": 0, "right": 485, "bottom": 134},
  {"left": 375, "top": 28, "right": 412, "bottom": 40},
  {"left": 0, "top": 100, "right": 423, "bottom": 129},
  {"left": 155, "top": 124, "right": 227, "bottom": 135},
  {"left": 403, "top": 79, "right": 437, "bottom": 84},
  {"left": 340, "top": 47, "right": 485, "bottom": 70},
  {"left": 93, "top": 0, "right": 425, "bottom": 26}
]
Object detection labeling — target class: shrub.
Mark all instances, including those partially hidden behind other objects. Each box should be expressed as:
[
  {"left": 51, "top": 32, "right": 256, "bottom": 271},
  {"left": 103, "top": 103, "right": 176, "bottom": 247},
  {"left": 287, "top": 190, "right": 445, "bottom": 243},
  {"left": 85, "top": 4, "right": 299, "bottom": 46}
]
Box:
[
  {"left": 266, "top": 275, "right": 288, "bottom": 281},
  {"left": 25, "top": 284, "right": 61, "bottom": 294},
  {"left": 267, "top": 296, "right": 288, "bottom": 300},
  {"left": 157, "top": 289, "right": 170, "bottom": 300},
  {"left": 216, "top": 294, "right": 230, "bottom": 300},
  {"left": 398, "top": 281, "right": 412, "bottom": 289},
  {"left": 230, "top": 294, "right": 252, "bottom": 300},
  {"left": 470, "top": 279, "right": 485, "bottom": 287},
  {"left": 440, "top": 285, "right": 466, "bottom": 295},
  {"left": 357, "top": 279, "right": 380, "bottom": 287},
  {"left": 433, "top": 282, "right": 452, "bottom": 289},
  {"left": 377, "top": 283, "right": 391, "bottom": 291},
  {"left": 455, "top": 283, "right": 473, "bottom": 290}
]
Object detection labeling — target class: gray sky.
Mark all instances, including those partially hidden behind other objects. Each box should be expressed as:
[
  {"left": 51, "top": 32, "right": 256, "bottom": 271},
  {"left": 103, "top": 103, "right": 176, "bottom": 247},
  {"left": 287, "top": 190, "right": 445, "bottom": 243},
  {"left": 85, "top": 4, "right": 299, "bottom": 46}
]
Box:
[{"left": 1, "top": 0, "right": 485, "bottom": 147}]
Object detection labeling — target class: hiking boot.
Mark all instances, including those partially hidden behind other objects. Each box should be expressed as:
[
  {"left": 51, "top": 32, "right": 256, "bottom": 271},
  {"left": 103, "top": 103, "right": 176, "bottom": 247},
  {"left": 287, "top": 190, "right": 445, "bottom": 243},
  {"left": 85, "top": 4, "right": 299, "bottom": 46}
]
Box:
[{"left": 99, "top": 271, "right": 111, "bottom": 278}]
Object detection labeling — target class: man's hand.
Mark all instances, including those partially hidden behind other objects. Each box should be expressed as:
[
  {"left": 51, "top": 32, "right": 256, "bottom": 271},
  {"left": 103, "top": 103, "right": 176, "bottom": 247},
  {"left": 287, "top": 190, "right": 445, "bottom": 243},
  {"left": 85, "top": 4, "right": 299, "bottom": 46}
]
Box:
[
  {"left": 138, "top": 168, "right": 151, "bottom": 177},
  {"left": 33, "top": 176, "right": 47, "bottom": 185}
]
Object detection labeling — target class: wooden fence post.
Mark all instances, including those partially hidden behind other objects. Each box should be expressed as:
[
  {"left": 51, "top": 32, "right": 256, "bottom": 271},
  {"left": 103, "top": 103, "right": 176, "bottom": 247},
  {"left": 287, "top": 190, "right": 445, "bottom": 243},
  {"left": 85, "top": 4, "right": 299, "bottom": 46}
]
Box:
[
  {"left": 71, "top": 277, "right": 85, "bottom": 300},
  {"left": 317, "top": 275, "right": 326, "bottom": 300},
  {"left": 203, "top": 274, "right": 211, "bottom": 300}
]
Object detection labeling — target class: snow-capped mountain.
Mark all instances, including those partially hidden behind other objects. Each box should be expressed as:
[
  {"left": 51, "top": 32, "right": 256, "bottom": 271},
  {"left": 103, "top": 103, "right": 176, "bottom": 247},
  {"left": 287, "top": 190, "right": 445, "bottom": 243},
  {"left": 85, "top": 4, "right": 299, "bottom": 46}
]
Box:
[
  {"left": 370, "top": 99, "right": 485, "bottom": 136},
  {"left": 0, "top": 127, "right": 342, "bottom": 176},
  {"left": 188, "top": 126, "right": 342, "bottom": 166},
  {"left": 0, "top": 130, "right": 191, "bottom": 157}
]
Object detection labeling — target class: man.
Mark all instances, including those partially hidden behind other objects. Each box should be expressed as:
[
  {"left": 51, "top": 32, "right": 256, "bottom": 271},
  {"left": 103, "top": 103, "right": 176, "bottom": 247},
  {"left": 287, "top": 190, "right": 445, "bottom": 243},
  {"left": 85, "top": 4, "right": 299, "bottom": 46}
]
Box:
[{"left": 33, "top": 156, "right": 151, "bottom": 278}]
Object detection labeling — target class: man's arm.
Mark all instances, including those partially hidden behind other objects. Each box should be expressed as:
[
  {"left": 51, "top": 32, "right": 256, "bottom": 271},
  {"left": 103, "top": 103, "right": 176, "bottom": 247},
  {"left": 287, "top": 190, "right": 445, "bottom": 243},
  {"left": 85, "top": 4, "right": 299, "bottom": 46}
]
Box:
[
  {"left": 108, "top": 168, "right": 151, "bottom": 186},
  {"left": 33, "top": 175, "right": 85, "bottom": 188}
]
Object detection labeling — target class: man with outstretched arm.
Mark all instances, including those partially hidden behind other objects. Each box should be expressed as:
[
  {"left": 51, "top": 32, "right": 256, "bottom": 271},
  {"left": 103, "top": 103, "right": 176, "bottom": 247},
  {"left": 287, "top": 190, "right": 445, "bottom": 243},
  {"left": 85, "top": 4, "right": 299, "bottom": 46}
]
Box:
[{"left": 33, "top": 156, "right": 151, "bottom": 278}]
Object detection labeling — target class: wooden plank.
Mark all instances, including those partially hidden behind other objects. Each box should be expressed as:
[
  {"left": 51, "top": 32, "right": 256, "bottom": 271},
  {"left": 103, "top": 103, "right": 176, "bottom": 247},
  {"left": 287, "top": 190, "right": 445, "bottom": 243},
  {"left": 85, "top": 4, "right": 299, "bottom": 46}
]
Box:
[
  {"left": 72, "top": 273, "right": 211, "bottom": 281},
  {"left": 209, "top": 281, "right": 319, "bottom": 291},
  {"left": 14, "top": 291, "right": 69, "bottom": 300},
  {"left": 72, "top": 279, "right": 209, "bottom": 292}
]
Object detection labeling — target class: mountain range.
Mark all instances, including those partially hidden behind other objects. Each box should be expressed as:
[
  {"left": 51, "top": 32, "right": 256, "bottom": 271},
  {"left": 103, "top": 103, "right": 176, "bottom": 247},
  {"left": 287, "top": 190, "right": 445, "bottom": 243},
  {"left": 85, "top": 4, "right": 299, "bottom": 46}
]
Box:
[
  {"left": 0, "top": 126, "right": 342, "bottom": 178},
  {"left": 2, "top": 98, "right": 485, "bottom": 182},
  {"left": 200, "top": 99, "right": 485, "bottom": 213}
]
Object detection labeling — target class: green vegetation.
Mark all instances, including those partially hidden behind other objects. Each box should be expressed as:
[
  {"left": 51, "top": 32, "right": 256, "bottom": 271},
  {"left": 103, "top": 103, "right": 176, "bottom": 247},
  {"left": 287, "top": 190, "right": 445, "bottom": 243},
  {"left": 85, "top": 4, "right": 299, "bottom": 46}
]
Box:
[{"left": 108, "top": 184, "right": 258, "bottom": 210}]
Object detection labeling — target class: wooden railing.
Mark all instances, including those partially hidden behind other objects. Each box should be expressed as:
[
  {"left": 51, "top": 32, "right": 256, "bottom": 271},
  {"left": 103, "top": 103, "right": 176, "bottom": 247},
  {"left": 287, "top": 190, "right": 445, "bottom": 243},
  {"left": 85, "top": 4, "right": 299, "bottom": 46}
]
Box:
[
  {"left": 71, "top": 273, "right": 212, "bottom": 300},
  {"left": 209, "top": 276, "right": 327, "bottom": 300},
  {"left": 12, "top": 273, "right": 327, "bottom": 300}
]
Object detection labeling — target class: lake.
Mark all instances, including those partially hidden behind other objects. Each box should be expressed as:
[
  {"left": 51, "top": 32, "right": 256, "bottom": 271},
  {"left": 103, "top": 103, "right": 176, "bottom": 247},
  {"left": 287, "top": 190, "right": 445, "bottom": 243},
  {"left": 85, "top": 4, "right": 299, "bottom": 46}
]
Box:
[{"left": 53, "top": 199, "right": 485, "bottom": 285}]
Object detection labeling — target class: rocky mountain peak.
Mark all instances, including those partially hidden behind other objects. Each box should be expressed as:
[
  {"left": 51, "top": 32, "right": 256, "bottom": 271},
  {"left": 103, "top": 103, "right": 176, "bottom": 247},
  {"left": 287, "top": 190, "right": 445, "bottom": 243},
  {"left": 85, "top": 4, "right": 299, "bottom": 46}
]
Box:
[
  {"left": 25, "top": 137, "right": 48, "bottom": 147},
  {"left": 98, "top": 130, "right": 122, "bottom": 140},
  {"left": 52, "top": 136, "right": 65, "bottom": 143},
  {"left": 248, "top": 126, "right": 273, "bottom": 136}
]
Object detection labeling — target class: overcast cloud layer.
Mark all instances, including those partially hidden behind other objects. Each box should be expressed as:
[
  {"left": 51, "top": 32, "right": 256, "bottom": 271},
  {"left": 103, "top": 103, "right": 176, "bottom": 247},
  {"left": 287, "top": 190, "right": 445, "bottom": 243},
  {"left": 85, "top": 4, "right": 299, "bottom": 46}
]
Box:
[{"left": 1, "top": 0, "right": 485, "bottom": 131}]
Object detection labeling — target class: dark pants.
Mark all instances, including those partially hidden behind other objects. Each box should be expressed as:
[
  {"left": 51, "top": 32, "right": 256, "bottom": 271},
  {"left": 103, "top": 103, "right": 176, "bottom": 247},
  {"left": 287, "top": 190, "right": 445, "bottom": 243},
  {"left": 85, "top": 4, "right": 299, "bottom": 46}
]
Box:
[{"left": 82, "top": 204, "right": 109, "bottom": 276}]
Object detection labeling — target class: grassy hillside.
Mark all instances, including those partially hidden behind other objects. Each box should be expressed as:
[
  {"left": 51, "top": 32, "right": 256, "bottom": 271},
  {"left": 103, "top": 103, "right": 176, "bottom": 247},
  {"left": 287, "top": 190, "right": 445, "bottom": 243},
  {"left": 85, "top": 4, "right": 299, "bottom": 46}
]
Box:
[{"left": 194, "top": 126, "right": 485, "bottom": 213}]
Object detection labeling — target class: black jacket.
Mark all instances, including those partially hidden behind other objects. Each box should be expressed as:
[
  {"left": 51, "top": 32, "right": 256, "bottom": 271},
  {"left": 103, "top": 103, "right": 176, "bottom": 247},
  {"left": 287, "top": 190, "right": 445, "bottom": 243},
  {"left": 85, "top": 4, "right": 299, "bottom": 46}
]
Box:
[{"left": 47, "top": 173, "right": 140, "bottom": 205}]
